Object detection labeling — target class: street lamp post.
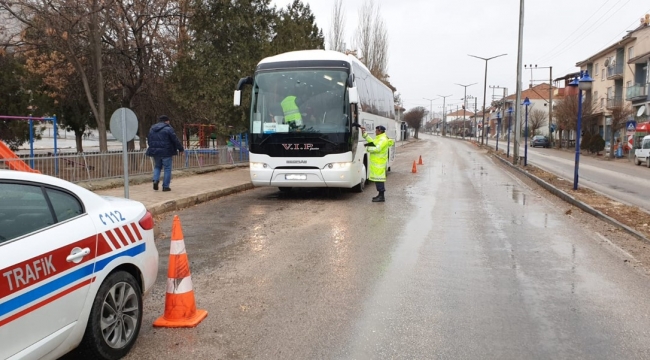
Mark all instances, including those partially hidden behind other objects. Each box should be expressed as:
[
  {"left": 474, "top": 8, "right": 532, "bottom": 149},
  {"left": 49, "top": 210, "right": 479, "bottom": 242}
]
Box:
[
  {"left": 507, "top": 107, "right": 513, "bottom": 158},
  {"left": 437, "top": 94, "right": 453, "bottom": 137},
  {"left": 496, "top": 111, "right": 501, "bottom": 151},
  {"left": 523, "top": 97, "right": 531, "bottom": 166},
  {"left": 456, "top": 83, "right": 476, "bottom": 139},
  {"left": 469, "top": 53, "right": 507, "bottom": 146},
  {"left": 567, "top": 70, "right": 594, "bottom": 190},
  {"left": 423, "top": 97, "right": 435, "bottom": 129}
]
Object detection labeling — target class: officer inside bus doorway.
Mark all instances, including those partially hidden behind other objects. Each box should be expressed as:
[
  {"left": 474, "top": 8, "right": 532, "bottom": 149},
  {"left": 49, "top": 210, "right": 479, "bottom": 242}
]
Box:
[{"left": 361, "top": 125, "right": 394, "bottom": 202}]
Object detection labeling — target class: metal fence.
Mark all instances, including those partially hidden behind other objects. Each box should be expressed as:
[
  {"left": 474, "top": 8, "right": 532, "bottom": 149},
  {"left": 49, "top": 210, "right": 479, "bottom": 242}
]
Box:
[{"left": 0, "top": 147, "right": 249, "bottom": 183}]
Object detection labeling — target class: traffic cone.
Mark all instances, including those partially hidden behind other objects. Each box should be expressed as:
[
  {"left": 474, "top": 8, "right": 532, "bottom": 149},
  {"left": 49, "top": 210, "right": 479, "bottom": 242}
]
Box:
[
  {"left": 412, "top": 160, "right": 417, "bottom": 173},
  {"left": 418, "top": 155, "right": 423, "bottom": 165},
  {"left": 153, "top": 215, "right": 207, "bottom": 328}
]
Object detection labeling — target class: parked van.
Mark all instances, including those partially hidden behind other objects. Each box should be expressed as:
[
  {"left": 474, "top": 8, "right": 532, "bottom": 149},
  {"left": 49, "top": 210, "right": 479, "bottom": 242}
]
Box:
[{"left": 634, "top": 135, "right": 650, "bottom": 167}]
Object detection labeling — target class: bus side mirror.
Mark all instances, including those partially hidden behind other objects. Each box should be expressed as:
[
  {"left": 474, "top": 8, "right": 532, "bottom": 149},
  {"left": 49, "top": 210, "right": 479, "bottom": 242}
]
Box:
[
  {"left": 234, "top": 90, "right": 242, "bottom": 107},
  {"left": 348, "top": 87, "right": 359, "bottom": 104},
  {"left": 234, "top": 76, "right": 253, "bottom": 106}
]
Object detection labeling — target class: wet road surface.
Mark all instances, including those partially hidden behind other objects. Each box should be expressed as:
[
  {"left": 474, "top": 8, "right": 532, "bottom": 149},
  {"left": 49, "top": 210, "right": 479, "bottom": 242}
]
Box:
[
  {"left": 494, "top": 140, "right": 650, "bottom": 212},
  {"left": 121, "top": 135, "right": 650, "bottom": 360}
]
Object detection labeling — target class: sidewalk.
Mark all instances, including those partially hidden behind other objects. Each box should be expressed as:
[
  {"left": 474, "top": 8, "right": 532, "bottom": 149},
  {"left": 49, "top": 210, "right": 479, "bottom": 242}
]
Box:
[{"left": 96, "top": 166, "right": 253, "bottom": 217}]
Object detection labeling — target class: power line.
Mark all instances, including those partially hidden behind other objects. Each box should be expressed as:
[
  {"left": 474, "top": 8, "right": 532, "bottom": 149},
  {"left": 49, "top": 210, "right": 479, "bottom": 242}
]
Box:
[
  {"left": 534, "top": 0, "right": 613, "bottom": 63},
  {"left": 536, "top": 0, "right": 632, "bottom": 64},
  {"left": 554, "top": 6, "right": 650, "bottom": 77}
]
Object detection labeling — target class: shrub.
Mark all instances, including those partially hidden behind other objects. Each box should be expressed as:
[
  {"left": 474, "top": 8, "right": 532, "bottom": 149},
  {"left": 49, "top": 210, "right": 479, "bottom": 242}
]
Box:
[
  {"left": 580, "top": 132, "right": 592, "bottom": 152},
  {"left": 590, "top": 134, "right": 605, "bottom": 154}
]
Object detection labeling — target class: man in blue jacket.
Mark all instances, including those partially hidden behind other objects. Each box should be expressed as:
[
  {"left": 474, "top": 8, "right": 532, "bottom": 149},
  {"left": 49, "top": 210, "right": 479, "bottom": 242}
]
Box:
[{"left": 146, "top": 115, "right": 184, "bottom": 191}]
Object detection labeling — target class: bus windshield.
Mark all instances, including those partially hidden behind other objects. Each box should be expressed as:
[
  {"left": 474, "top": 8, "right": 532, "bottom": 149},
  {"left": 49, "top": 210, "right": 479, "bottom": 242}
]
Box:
[{"left": 250, "top": 69, "right": 350, "bottom": 135}]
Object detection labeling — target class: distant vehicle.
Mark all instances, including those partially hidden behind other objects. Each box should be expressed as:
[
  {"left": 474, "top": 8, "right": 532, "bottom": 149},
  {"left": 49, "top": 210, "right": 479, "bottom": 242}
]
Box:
[
  {"left": 0, "top": 170, "right": 158, "bottom": 360},
  {"left": 531, "top": 135, "right": 550, "bottom": 148},
  {"left": 634, "top": 135, "right": 650, "bottom": 167},
  {"left": 234, "top": 50, "right": 399, "bottom": 193}
]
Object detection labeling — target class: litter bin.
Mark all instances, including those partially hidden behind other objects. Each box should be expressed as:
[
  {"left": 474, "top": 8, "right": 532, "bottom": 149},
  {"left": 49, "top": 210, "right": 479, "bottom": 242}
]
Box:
[{"left": 616, "top": 144, "right": 623, "bottom": 158}]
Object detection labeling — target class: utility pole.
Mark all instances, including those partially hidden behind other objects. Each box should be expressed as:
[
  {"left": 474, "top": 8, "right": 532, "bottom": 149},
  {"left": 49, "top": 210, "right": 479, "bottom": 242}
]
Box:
[
  {"left": 489, "top": 85, "right": 508, "bottom": 148},
  {"left": 456, "top": 83, "right": 477, "bottom": 139},
  {"left": 513, "top": 0, "right": 525, "bottom": 165},
  {"left": 469, "top": 53, "right": 507, "bottom": 145},
  {"left": 437, "top": 94, "right": 453, "bottom": 137},
  {"left": 423, "top": 97, "right": 435, "bottom": 132},
  {"left": 524, "top": 64, "right": 555, "bottom": 147}
]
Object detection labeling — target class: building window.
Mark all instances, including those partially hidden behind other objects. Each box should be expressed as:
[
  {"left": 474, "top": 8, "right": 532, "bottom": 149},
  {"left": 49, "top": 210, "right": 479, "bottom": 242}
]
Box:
[
  {"left": 629, "top": 46, "right": 634, "bottom": 60},
  {"left": 595, "top": 63, "right": 599, "bottom": 75},
  {"left": 601, "top": 98, "right": 604, "bottom": 109},
  {"left": 602, "top": 68, "right": 605, "bottom": 80}
]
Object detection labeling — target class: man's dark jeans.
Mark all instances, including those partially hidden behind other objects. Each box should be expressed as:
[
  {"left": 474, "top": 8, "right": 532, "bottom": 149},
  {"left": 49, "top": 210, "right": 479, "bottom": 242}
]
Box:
[{"left": 153, "top": 156, "right": 173, "bottom": 188}]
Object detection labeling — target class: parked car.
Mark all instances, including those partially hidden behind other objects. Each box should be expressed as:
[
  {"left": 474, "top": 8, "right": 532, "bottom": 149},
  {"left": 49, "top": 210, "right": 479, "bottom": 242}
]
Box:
[
  {"left": 0, "top": 170, "right": 158, "bottom": 360},
  {"left": 531, "top": 135, "right": 550, "bottom": 148},
  {"left": 634, "top": 135, "right": 650, "bottom": 167}
]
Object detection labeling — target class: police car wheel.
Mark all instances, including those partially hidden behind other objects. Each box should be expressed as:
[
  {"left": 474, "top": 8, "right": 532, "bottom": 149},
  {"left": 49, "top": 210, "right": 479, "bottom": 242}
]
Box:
[{"left": 77, "top": 271, "right": 143, "bottom": 360}]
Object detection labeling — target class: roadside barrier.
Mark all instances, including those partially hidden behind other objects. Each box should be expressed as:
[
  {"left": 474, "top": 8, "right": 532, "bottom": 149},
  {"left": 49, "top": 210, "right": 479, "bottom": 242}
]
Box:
[{"left": 153, "top": 215, "right": 208, "bottom": 328}]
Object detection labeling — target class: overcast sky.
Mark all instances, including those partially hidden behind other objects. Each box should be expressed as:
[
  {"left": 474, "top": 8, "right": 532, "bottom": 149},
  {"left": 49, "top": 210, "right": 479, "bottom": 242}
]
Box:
[{"left": 271, "top": 0, "right": 650, "bottom": 115}]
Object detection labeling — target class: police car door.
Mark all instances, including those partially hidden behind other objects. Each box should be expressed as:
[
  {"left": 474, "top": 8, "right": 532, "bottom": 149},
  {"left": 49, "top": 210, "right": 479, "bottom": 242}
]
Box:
[{"left": 0, "top": 182, "right": 97, "bottom": 359}]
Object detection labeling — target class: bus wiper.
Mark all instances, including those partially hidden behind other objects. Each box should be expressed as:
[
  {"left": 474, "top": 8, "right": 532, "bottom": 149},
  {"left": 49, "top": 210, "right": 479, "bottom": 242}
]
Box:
[
  {"left": 258, "top": 133, "right": 274, "bottom": 146},
  {"left": 318, "top": 136, "right": 336, "bottom": 145}
]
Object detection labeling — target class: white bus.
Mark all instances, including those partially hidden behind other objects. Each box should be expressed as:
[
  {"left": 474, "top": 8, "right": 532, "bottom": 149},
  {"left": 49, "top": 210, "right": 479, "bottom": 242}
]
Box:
[{"left": 234, "top": 50, "right": 398, "bottom": 192}]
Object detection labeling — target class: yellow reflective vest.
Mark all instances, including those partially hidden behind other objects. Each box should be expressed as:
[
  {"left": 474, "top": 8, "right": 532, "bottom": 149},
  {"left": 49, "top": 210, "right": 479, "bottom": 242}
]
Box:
[
  {"left": 362, "top": 132, "right": 394, "bottom": 182},
  {"left": 280, "top": 96, "right": 302, "bottom": 125}
]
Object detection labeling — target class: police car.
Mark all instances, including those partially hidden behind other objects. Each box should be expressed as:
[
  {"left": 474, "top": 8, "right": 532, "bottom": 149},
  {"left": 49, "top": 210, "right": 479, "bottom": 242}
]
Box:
[{"left": 0, "top": 170, "right": 159, "bottom": 360}]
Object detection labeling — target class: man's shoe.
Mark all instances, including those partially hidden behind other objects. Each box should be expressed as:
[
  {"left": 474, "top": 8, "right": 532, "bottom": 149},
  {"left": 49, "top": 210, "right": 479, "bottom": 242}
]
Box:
[
  {"left": 372, "top": 196, "right": 385, "bottom": 202},
  {"left": 162, "top": 187, "right": 171, "bottom": 192},
  {"left": 153, "top": 181, "right": 159, "bottom": 191}
]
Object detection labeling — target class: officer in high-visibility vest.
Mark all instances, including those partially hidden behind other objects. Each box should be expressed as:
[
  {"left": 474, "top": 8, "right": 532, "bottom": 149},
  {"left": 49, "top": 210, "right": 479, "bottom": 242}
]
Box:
[
  {"left": 361, "top": 125, "right": 394, "bottom": 202},
  {"left": 280, "top": 95, "right": 303, "bottom": 127}
]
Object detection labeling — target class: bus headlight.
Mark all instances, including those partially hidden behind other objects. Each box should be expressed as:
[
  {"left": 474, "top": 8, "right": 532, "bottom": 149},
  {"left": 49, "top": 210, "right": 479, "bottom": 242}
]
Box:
[
  {"left": 325, "top": 162, "right": 352, "bottom": 170},
  {"left": 251, "top": 162, "right": 268, "bottom": 169}
]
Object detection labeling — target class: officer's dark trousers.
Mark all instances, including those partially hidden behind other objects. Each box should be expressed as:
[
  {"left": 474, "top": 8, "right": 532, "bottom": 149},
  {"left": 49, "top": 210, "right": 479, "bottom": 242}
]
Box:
[{"left": 375, "top": 181, "right": 385, "bottom": 192}]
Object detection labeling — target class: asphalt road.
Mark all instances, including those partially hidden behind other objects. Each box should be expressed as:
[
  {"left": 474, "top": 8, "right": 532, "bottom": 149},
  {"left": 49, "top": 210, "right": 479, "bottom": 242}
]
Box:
[
  {"left": 122, "top": 135, "right": 650, "bottom": 360},
  {"left": 489, "top": 138, "right": 650, "bottom": 212}
]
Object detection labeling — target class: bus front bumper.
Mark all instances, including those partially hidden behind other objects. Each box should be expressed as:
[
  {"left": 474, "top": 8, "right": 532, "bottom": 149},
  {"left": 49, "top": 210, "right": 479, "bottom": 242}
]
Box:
[{"left": 251, "top": 168, "right": 358, "bottom": 188}]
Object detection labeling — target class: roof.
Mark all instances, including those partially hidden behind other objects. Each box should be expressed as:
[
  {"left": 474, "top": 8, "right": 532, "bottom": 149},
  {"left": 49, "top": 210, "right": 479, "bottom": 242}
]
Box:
[
  {"left": 505, "top": 83, "right": 554, "bottom": 101},
  {"left": 446, "top": 109, "right": 475, "bottom": 117}
]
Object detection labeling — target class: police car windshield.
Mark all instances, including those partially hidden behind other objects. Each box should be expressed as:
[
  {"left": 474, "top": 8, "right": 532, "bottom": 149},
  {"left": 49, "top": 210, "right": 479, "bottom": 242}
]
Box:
[{"left": 250, "top": 69, "right": 349, "bottom": 135}]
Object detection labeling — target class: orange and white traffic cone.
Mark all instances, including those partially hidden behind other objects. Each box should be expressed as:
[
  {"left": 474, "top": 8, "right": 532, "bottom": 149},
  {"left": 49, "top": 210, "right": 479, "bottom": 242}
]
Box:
[
  {"left": 412, "top": 160, "right": 417, "bottom": 173},
  {"left": 153, "top": 215, "right": 207, "bottom": 328},
  {"left": 418, "top": 155, "right": 423, "bottom": 165}
]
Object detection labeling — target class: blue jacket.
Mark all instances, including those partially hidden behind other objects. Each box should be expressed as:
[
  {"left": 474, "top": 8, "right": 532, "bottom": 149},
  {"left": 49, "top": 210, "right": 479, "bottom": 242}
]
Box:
[{"left": 146, "top": 122, "right": 184, "bottom": 157}]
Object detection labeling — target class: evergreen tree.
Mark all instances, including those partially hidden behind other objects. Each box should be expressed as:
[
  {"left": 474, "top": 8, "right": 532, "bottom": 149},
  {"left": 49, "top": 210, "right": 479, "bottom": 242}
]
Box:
[
  {"left": 169, "top": 0, "right": 276, "bottom": 133},
  {"left": 271, "top": 0, "right": 325, "bottom": 54}
]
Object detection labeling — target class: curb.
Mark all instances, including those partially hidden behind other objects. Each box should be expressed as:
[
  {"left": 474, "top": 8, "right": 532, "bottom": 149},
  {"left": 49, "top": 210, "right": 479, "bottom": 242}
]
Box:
[
  {"left": 149, "top": 183, "right": 254, "bottom": 217},
  {"left": 494, "top": 154, "right": 650, "bottom": 244}
]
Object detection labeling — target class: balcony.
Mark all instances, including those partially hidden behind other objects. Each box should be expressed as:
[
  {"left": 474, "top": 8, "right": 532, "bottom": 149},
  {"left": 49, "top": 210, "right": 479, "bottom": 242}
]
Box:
[
  {"left": 606, "top": 96, "right": 623, "bottom": 109},
  {"left": 606, "top": 64, "right": 624, "bottom": 79},
  {"left": 626, "top": 84, "right": 648, "bottom": 101}
]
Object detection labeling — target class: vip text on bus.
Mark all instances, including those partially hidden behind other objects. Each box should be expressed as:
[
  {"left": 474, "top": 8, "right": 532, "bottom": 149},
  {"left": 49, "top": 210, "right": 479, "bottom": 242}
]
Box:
[{"left": 234, "top": 50, "right": 399, "bottom": 192}]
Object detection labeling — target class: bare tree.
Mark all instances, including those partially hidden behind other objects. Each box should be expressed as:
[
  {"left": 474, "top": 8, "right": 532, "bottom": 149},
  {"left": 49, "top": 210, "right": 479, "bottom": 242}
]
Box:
[
  {"left": 608, "top": 101, "right": 635, "bottom": 158},
  {"left": 403, "top": 106, "right": 426, "bottom": 139},
  {"left": 327, "top": 0, "right": 345, "bottom": 52},
  {"left": 553, "top": 94, "right": 596, "bottom": 148},
  {"left": 353, "top": 0, "right": 388, "bottom": 80},
  {"left": 528, "top": 109, "right": 547, "bottom": 137}
]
